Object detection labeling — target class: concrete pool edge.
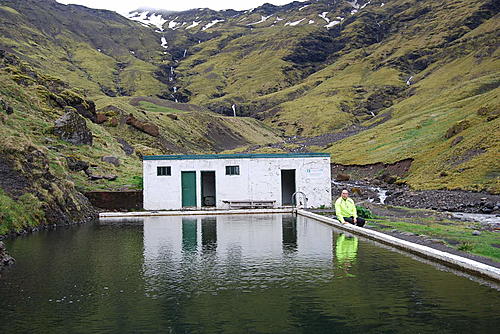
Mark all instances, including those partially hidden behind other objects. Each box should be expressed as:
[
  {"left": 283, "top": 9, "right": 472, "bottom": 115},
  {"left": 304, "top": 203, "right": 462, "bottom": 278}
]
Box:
[
  {"left": 99, "top": 208, "right": 293, "bottom": 218},
  {"left": 99, "top": 208, "right": 500, "bottom": 283},
  {"left": 297, "top": 210, "right": 500, "bottom": 283}
]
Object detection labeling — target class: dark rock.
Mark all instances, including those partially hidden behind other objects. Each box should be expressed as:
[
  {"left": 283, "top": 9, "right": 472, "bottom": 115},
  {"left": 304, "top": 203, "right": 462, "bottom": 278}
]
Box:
[
  {"left": 335, "top": 173, "right": 350, "bottom": 181},
  {"left": 53, "top": 111, "right": 93, "bottom": 145},
  {"left": 117, "top": 138, "right": 134, "bottom": 155},
  {"left": 101, "top": 156, "right": 120, "bottom": 166},
  {"left": 96, "top": 112, "right": 108, "bottom": 124},
  {"left": 445, "top": 120, "right": 470, "bottom": 139},
  {"left": 59, "top": 90, "right": 97, "bottom": 123},
  {"left": 167, "top": 113, "right": 178, "bottom": 120},
  {"left": 451, "top": 136, "right": 464, "bottom": 146},
  {"left": 125, "top": 114, "right": 160, "bottom": 137},
  {"left": 0, "top": 241, "right": 15, "bottom": 270},
  {"left": 65, "top": 156, "right": 89, "bottom": 172},
  {"left": 109, "top": 118, "right": 119, "bottom": 127},
  {"left": 0, "top": 99, "right": 13, "bottom": 115}
]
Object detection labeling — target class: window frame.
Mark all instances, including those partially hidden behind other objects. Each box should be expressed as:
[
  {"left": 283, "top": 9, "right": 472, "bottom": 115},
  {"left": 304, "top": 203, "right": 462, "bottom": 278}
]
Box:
[
  {"left": 157, "top": 166, "right": 171, "bottom": 176},
  {"left": 225, "top": 165, "right": 240, "bottom": 176}
]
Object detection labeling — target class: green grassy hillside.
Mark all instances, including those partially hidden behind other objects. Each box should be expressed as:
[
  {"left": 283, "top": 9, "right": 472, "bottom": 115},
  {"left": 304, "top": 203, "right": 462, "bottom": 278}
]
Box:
[
  {"left": 0, "top": 0, "right": 498, "bottom": 224},
  {"left": 156, "top": 0, "right": 499, "bottom": 192},
  {"left": 0, "top": 54, "right": 280, "bottom": 198}
]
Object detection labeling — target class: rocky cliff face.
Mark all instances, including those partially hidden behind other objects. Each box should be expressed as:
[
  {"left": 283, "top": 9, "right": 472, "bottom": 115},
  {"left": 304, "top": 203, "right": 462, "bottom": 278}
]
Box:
[{"left": 0, "top": 143, "right": 97, "bottom": 234}]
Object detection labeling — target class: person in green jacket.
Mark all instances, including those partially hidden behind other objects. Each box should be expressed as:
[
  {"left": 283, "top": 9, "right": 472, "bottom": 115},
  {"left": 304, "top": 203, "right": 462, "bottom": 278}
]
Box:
[{"left": 334, "top": 189, "right": 366, "bottom": 227}]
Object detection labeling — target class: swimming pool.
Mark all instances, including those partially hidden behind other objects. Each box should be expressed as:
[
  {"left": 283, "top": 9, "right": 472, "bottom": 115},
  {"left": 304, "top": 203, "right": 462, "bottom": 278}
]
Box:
[{"left": 1, "top": 214, "right": 499, "bottom": 333}]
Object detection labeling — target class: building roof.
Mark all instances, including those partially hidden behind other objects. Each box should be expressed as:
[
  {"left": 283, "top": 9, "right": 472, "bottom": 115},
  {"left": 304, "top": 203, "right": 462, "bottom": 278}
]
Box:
[{"left": 143, "top": 152, "right": 330, "bottom": 161}]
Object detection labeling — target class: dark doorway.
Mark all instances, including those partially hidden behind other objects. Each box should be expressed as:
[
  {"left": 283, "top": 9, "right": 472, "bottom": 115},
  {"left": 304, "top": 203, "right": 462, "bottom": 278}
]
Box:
[
  {"left": 282, "top": 215, "right": 297, "bottom": 252},
  {"left": 201, "top": 217, "right": 217, "bottom": 252},
  {"left": 201, "top": 171, "right": 216, "bottom": 207},
  {"left": 182, "top": 218, "right": 197, "bottom": 252},
  {"left": 281, "top": 169, "right": 296, "bottom": 206}
]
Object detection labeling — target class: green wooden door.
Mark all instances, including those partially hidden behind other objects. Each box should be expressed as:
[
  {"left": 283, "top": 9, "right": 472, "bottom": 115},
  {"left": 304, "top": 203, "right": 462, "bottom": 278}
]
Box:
[{"left": 182, "top": 171, "right": 197, "bottom": 207}]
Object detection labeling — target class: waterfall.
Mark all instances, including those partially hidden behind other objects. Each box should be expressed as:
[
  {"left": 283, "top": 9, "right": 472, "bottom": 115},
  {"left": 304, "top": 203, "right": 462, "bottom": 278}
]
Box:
[
  {"left": 173, "top": 87, "right": 177, "bottom": 93},
  {"left": 232, "top": 104, "right": 236, "bottom": 117},
  {"left": 183, "top": 49, "right": 187, "bottom": 58},
  {"left": 170, "top": 66, "right": 174, "bottom": 75},
  {"left": 370, "top": 111, "right": 375, "bottom": 117},
  {"left": 406, "top": 76, "right": 413, "bottom": 85}
]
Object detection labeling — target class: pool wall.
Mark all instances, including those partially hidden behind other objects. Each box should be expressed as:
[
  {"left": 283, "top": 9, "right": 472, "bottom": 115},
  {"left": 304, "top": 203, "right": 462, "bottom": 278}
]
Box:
[{"left": 297, "top": 210, "right": 500, "bottom": 283}]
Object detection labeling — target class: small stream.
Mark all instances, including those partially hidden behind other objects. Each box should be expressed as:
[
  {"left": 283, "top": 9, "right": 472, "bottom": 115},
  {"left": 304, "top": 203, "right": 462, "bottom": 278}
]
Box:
[{"left": 332, "top": 180, "right": 499, "bottom": 225}]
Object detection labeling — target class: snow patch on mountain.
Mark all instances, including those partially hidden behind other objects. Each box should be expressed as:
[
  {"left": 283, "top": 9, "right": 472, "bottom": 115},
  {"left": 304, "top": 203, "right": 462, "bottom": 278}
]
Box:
[
  {"left": 319, "top": 12, "right": 330, "bottom": 23},
  {"left": 347, "top": 1, "right": 360, "bottom": 9},
  {"left": 325, "top": 20, "right": 341, "bottom": 28},
  {"left": 126, "top": 11, "right": 167, "bottom": 30},
  {"left": 186, "top": 21, "right": 201, "bottom": 29},
  {"left": 285, "top": 18, "right": 305, "bottom": 27},
  {"left": 202, "top": 19, "right": 224, "bottom": 31},
  {"left": 247, "top": 15, "right": 272, "bottom": 26},
  {"left": 161, "top": 37, "right": 168, "bottom": 49}
]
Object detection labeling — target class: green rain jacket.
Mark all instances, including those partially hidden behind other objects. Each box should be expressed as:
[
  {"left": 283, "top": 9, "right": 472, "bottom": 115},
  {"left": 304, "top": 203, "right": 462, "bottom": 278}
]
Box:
[{"left": 334, "top": 197, "right": 357, "bottom": 223}]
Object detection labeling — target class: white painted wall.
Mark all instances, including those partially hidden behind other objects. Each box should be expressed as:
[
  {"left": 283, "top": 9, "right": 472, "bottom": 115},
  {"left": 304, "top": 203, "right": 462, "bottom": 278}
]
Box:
[{"left": 143, "top": 155, "right": 331, "bottom": 210}]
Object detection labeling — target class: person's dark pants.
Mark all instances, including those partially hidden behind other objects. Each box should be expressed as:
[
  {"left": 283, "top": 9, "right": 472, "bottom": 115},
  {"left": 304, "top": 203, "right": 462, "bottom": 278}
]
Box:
[{"left": 344, "top": 216, "right": 366, "bottom": 227}]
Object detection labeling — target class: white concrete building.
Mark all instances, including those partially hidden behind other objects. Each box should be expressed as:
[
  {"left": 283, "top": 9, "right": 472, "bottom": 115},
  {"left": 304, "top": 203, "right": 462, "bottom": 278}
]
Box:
[{"left": 143, "top": 153, "right": 331, "bottom": 210}]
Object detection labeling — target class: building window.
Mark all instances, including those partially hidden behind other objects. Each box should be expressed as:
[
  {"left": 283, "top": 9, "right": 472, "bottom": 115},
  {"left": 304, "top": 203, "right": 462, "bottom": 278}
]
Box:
[
  {"left": 225, "top": 165, "right": 240, "bottom": 175},
  {"left": 157, "top": 166, "right": 171, "bottom": 176}
]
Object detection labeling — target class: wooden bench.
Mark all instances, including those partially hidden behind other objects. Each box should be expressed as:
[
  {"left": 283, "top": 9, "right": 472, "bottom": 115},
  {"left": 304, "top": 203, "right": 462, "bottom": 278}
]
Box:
[{"left": 222, "top": 200, "right": 276, "bottom": 209}]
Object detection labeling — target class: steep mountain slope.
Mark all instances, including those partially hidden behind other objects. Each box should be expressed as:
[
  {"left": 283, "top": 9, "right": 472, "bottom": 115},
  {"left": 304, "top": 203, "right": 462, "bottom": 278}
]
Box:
[
  {"left": 0, "top": 0, "right": 170, "bottom": 97},
  {"left": 133, "top": 0, "right": 499, "bottom": 192}
]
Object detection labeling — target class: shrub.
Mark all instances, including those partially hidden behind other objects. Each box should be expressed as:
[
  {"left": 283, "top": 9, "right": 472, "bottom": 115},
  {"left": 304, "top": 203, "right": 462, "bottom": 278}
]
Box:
[{"left": 356, "top": 205, "right": 374, "bottom": 219}]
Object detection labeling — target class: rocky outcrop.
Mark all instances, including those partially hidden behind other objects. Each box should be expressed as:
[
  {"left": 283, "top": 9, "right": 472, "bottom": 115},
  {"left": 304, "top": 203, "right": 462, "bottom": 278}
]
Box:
[
  {"left": 0, "top": 99, "right": 14, "bottom": 115},
  {"left": 386, "top": 189, "right": 500, "bottom": 214},
  {"left": 101, "top": 156, "right": 120, "bottom": 166},
  {"left": 96, "top": 112, "right": 108, "bottom": 124},
  {"left": 0, "top": 241, "right": 15, "bottom": 275},
  {"left": 57, "top": 90, "right": 97, "bottom": 123},
  {"left": 117, "top": 138, "right": 134, "bottom": 155},
  {"left": 65, "top": 156, "right": 89, "bottom": 172},
  {"left": 0, "top": 145, "right": 97, "bottom": 234},
  {"left": 125, "top": 114, "right": 160, "bottom": 137},
  {"left": 445, "top": 120, "right": 470, "bottom": 139},
  {"left": 53, "top": 110, "right": 93, "bottom": 145}
]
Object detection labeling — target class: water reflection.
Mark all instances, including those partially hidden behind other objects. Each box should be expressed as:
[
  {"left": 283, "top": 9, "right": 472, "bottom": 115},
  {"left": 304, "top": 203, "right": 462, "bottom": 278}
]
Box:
[
  {"left": 2, "top": 214, "right": 500, "bottom": 333},
  {"left": 142, "top": 214, "right": 336, "bottom": 268},
  {"left": 335, "top": 233, "right": 359, "bottom": 278}
]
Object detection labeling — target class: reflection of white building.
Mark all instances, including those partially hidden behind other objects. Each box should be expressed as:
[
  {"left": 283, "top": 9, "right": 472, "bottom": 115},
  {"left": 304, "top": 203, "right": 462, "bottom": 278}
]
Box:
[
  {"left": 216, "top": 215, "right": 283, "bottom": 259},
  {"left": 143, "top": 153, "right": 331, "bottom": 210},
  {"left": 296, "top": 215, "right": 334, "bottom": 259},
  {"left": 142, "top": 214, "right": 333, "bottom": 273}
]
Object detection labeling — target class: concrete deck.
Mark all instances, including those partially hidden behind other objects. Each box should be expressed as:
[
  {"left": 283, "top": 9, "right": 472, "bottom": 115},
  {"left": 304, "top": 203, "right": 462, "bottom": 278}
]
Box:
[{"left": 297, "top": 210, "right": 500, "bottom": 284}]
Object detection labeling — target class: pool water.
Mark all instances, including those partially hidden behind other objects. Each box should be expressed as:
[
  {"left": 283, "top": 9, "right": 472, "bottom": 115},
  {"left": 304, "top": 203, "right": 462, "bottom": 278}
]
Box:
[{"left": 0, "top": 214, "right": 499, "bottom": 333}]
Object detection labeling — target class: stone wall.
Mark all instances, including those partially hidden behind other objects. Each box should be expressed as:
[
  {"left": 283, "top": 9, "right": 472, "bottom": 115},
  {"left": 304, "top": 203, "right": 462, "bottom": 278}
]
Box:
[{"left": 85, "top": 191, "right": 143, "bottom": 211}]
